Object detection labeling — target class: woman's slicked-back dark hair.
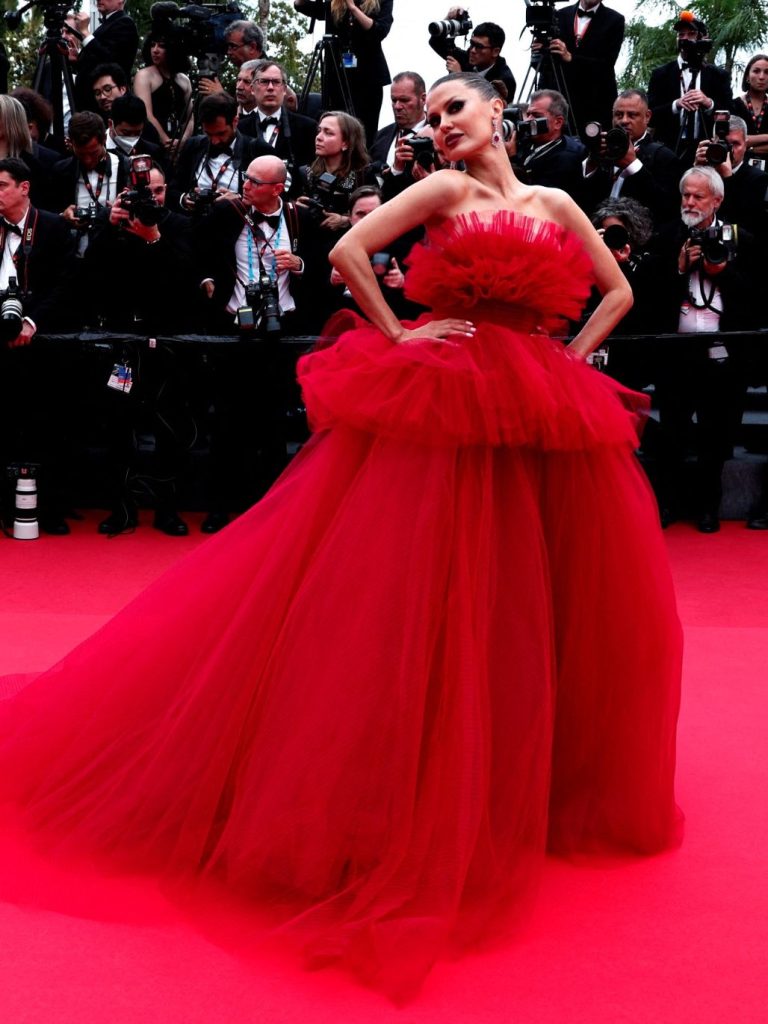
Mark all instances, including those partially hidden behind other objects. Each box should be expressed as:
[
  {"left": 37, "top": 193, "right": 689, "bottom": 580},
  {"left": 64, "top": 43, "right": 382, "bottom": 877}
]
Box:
[{"left": 429, "top": 72, "right": 499, "bottom": 103}]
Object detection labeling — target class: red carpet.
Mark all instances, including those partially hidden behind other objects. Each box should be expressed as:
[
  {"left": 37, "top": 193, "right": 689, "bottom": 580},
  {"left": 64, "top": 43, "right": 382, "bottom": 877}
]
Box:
[{"left": 0, "top": 513, "right": 765, "bottom": 1022}]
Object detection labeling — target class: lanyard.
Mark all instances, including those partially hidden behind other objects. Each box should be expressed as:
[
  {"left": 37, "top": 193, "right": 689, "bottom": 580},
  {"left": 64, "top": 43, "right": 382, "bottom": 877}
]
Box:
[
  {"left": 745, "top": 95, "right": 767, "bottom": 133},
  {"left": 0, "top": 208, "right": 38, "bottom": 292},
  {"left": 82, "top": 162, "right": 110, "bottom": 205},
  {"left": 204, "top": 155, "right": 233, "bottom": 190},
  {"left": 243, "top": 208, "right": 281, "bottom": 284}
]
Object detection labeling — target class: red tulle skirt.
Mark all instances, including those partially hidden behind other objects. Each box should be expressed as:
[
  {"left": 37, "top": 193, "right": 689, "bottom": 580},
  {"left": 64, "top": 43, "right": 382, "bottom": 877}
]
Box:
[{"left": 0, "top": 223, "right": 683, "bottom": 1001}]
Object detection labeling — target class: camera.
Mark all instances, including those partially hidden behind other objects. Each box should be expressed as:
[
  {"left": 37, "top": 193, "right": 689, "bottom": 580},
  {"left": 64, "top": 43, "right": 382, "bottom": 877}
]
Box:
[
  {"left": 688, "top": 223, "right": 737, "bottom": 266},
  {"left": 584, "top": 121, "right": 630, "bottom": 164},
  {"left": 5, "top": 462, "right": 41, "bottom": 541},
  {"left": 526, "top": 1, "right": 560, "bottom": 48},
  {"left": 0, "top": 275, "right": 24, "bottom": 344},
  {"left": 302, "top": 171, "right": 345, "bottom": 221},
  {"left": 120, "top": 154, "right": 163, "bottom": 226},
  {"left": 407, "top": 136, "right": 435, "bottom": 169},
  {"left": 517, "top": 117, "right": 550, "bottom": 143},
  {"left": 237, "top": 272, "right": 281, "bottom": 336},
  {"left": 705, "top": 110, "right": 732, "bottom": 166},
  {"left": 678, "top": 34, "right": 711, "bottom": 70},
  {"left": 602, "top": 224, "right": 630, "bottom": 250},
  {"left": 371, "top": 252, "right": 391, "bottom": 277},
  {"left": 428, "top": 11, "right": 472, "bottom": 40},
  {"left": 148, "top": 1, "right": 244, "bottom": 79},
  {"left": 73, "top": 203, "right": 98, "bottom": 229},
  {"left": 187, "top": 187, "right": 218, "bottom": 216}
]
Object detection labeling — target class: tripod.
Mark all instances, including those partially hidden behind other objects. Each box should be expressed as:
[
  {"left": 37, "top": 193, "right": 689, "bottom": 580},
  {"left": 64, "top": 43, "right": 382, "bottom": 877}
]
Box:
[
  {"left": 299, "top": 32, "right": 355, "bottom": 119},
  {"left": 24, "top": 3, "right": 78, "bottom": 142},
  {"left": 517, "top": 45, "right": 577, "bottom": 136}
]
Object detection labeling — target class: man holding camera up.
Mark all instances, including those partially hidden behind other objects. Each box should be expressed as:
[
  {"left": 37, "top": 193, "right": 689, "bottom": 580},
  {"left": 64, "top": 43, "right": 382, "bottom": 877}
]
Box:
[
  {"left": 369, "top": 71, "right": 428, "bottom": 196},
  {"left": 429, "top": 8, "right": 516, "bottom": 100},
  {"left": 655, "top": 166, "right": 758, "bottom": 533},
  {"left": 72, "top": 0, "right": 139, "bottom": 113},
  {"left": 580, "top": 88, "right": 681, "bottom": 228},
  {"left": 692, "top": 114, "right": 768, "bottom": 239},
  {"left": 508, "top": 89, "right": 585, "bottom": 198},
  {"left": 647, "top": 12, "right": 732, "bottom": 167},
  {"left": 197, "top": 20, "right": 266, "bottom": 97}
]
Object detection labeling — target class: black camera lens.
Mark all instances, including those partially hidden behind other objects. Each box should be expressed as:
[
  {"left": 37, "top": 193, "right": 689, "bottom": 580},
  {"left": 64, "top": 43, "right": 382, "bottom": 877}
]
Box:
[{"left": 603, "top": 224, "right": 630, "bottom": 250}]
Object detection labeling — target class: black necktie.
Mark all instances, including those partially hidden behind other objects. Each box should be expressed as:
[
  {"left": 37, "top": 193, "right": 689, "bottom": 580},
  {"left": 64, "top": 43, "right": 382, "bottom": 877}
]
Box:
[{"left": 2, "top": 220, "right": 21, "bottom": 235}]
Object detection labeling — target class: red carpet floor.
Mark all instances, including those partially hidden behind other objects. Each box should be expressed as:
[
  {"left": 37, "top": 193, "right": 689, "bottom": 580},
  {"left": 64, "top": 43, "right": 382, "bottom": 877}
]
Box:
[{"left": 0, "top": 512, "right": 766, "bottom": 1022}]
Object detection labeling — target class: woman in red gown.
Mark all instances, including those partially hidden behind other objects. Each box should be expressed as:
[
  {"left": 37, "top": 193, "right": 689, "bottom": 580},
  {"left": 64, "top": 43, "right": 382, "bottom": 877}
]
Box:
[{"left": 0, "top": 75, "right": 682, "bottom": 1002}]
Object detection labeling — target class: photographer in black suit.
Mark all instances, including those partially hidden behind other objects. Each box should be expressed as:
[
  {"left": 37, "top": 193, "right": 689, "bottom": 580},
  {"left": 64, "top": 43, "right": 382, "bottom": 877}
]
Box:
[
  {"left": 580, "top": 88, "right": 681, "bottom": 228},
  {"left": 72, "top": 0, "right": 139, "bottom": 113},
  {"left": 538, "top": 0, "right": 624, "bottom": 137},
  {"left": 0, "top": 158, "right": 77, "bottom": 533},
  {"left": 509, "top": 89, "right": 586, "bottom": 198},
  {"left": 429, "top": 9, "right": 516, "bottom": 100},
  {"left": 647, "top": 13, "right": 733, "bottom": 166},
  {"left": 692, "top": 114, "right": 768, "bottom": 239}
]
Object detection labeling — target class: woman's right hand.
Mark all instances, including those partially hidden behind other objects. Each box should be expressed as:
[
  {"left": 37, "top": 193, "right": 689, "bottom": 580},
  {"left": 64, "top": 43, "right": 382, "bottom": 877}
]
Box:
[{"left": 394, "top": 319, "right": 476, "bottom": 345}]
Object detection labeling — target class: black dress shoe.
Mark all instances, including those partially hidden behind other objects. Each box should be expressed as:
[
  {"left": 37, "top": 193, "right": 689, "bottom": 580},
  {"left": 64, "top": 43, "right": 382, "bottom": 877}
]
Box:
[
  {"left": 696, "top": 512, "right": 721, "bottom": 534},
  {"left": 201, "top": 511, "right": 230, "bottom": 534},
  {"left": 39, "top": 515, "right": 71, "bottom": 536},
  {"left": 98, "top": 508, "right": 138, "bottom": 535},
  {"left": 153, "top": 511, "right": 189, "bottom": 536}
]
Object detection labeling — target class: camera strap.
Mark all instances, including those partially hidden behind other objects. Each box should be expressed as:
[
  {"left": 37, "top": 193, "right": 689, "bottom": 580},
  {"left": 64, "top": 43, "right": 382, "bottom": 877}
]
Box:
[
  {"left": 0, "top": 207, "right": 37, "bottom": 294},
  {"left": 80, "top": 155, "right": 116, "bottom": 207}
]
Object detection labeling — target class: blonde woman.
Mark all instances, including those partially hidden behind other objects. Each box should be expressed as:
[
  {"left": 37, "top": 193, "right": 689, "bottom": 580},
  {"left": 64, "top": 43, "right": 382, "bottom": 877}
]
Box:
[{"left": 294, "top": 0, "right": 393, "bottom": 143}]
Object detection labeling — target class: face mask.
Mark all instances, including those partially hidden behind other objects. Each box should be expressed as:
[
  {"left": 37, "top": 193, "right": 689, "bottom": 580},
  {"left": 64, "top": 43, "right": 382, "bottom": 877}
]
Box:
[{"left": 112, "top": 133, "right": 140, "bottom": 153}]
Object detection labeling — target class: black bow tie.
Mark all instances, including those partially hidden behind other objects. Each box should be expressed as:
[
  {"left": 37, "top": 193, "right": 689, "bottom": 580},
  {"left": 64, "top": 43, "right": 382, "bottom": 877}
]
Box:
[
  {"left": 2, "top": 219, "right": 21, "bottom": 235},
  {"left": 255, "top": 212, "right": 281, "bottom": 231},
  {"left": 209, "top": 145, "right": 233, "bottom": 158},
  {"left": 261, "top": 116, "right": 279, "bottom": 127},
  {"left": 577, "top": 7, "right": 595, "bottom": 16}
]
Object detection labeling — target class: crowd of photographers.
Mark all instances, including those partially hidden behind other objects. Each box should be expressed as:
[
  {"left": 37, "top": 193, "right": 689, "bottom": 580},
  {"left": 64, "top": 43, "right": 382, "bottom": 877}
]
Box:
[{"left": 1, "top": 0, "right": 768, "bottom": 536}]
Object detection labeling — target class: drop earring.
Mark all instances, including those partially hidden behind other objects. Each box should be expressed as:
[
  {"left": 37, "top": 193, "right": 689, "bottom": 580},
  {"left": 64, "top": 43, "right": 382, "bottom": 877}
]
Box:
[{"left": 491, "top": 118, "right": 502, "bottom": 147}]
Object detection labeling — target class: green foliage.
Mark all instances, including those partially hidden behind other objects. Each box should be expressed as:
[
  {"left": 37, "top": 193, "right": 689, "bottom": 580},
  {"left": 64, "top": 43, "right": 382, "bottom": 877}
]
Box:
[
  {"left": 260, "top": 0, "right": 311, "bottom": 88},
  {"left": 2, "top": 0, "right": 48, "bottom": 89},
  {"left": 621, "top": 0, "right": 768, "bottom": 91}
]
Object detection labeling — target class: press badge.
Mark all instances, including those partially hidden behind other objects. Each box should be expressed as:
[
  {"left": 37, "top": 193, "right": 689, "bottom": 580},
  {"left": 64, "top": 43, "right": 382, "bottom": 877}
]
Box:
[
  {"left": 107, "top": 362, "right": 133, "bottom": 393},
  {"left": 342, "top": 51, "right": 358, "bottom": 68},
  {"left": 708, "top": 345, "right": 728, "bottom": 362}
]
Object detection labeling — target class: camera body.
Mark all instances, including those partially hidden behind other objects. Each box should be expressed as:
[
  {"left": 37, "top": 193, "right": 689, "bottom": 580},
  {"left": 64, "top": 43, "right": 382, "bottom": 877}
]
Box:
[
  {"left": 705, "top": 110, "right": 732, "bottom": 166},
  {"left": 148, "top": 1, "right": 243, "bottom": 77},
  {"left": 525, "top": 2, "right": 560, "bottom": 47},
  {"left": 678, "top": 35, "right": 711, "bottom": 70},
  {"left": 188, "top": 187, "right": 218, "bottom": 217},
  {"left": 584, "top": 121, "right": 630, "bottom": 164},
  {"left": 689, "top": 222, "right": 738, "bottom": 266},
  {"left": 237, "top": 272, "right": 282, "bottom": 336},
  {"left": 428, "top": 12, "right": 472, "bottom": 41},
  {"left": 120, "top": 154, "right": 163, "bottom": 226},
  {"left": 517, "top": 117, "right": 551, "bottom": 143},
  {"left": 407, "top": 136, "right": 435, "bottom": 169},
  {"left": 0, "top": 275, "right": 25, "bottom": 344},
  {"left": 74, "top": 203, "right": 98, "bottom": 230},
  {"left": 303, "top": 171, "right": 345, "bottom": 221}
]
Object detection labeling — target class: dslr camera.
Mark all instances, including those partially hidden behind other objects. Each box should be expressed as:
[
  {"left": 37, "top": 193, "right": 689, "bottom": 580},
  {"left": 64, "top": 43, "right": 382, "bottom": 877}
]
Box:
[
  {"left": 428, "top": 10, "right": 472, "bottom": 42},
  {"left": 0, "top": 275, "right": 24, "bottom": 344},
  {"left": 688, "top": 223, "right": 738, "bottom": 266},
  {"left": 584, "top": 121, "right": 630, "bottom": 164},
  {"left": 237, "top": 271, "right": 282, "bottom": 336},
  {"left": 678, "top": 33, "right": 711, "bottom": 70},
  {"left": 525, "top": 1, "right": 561, "bottom": 49},
  {"left": 302, "top": 171, "right": 345, "bottom": 221},
  {"left": 705, "top": 110, "right": 732, "bottom": 166},
  {"left": 73, "top": 203, "right": 98, "bottom": 230},
  {"left": 120, "top": 154, "right": 163, "bottom": 226}
]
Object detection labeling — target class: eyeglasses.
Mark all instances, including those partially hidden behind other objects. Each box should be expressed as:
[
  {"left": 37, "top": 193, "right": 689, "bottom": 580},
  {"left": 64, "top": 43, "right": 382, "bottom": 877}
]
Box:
[
  {"left": 468, "top": 40, "right": 492, "bottom": 51},
  {"left": 255, "top": 77, "right": 285, "bottom": 88},
  {"left": 94, "top": 84, "right": 117, "bottom": 96},
  {"left": 243, "top": 174, "right": 281, "bottom": 186}
]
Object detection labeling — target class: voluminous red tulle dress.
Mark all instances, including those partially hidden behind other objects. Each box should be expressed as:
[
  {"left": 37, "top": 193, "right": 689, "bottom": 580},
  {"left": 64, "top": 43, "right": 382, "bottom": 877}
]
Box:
[{"left": 0, "top": 213, "right": 682, "bottom": 1001}]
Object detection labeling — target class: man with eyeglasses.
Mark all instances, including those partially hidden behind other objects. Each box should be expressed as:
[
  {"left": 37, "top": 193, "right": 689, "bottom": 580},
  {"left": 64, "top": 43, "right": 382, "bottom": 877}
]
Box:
[
  {"left": 237, "top": 60, "right": 317, "bottom": 182},
  {"left": 428, "top": 9, "right": 516, "bottom": 101},
  {"left": 91, "top": 64, "right": 127, "bottom": 118},
  {"left": 198, "top": 20, "right": 265, "bottom": 97},
  {"left": 195, "top": 154, "right": 320, "bottom": 532}
]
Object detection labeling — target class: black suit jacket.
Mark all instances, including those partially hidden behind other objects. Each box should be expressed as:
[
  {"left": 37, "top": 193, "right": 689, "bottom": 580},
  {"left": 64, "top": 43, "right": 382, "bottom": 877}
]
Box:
[
  {"left": 295, "top": 0, "right": 393, "bottom": 87},
  {"left": 721, "top": 162, "right": 768, "bottom": 239},
  {"left": 369, "top": 122, "right": 399, "bottom": 166},
  {"left": 647, "top": 60, "right": 733, "bottom": 152},
  {"left": 428, "top": 34, "right": 517, "bottom": 101},
  {"left": 580, "top": 135, "right": 682, "bottom": 225},
  {"left": 546, "top": 3, "right": 624, "bottom": 134},
  {"left": 75, "top": 10, "right": 139, "bottom": 112},
  {"left": 194, "top": 197, "right": 327, "bottom": 332},
  {"left": 50, "top": 152, "right": 129, "bottom": 213},
  {"left": 170, "top": 131, "right": 272, "bottom": 210},
  {"left": 238, "top": 108, "right": 318, "bottom": 172},
  {"left": 514, "top": 134, "right": 587, "bottom": 199},
  {"left": 14, "top": 207, "right": 78, "bottom": 330}
]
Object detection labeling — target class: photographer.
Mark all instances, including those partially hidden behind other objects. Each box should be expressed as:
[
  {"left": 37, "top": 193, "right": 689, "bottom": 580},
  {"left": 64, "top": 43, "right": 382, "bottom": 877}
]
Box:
[
  {"left": 580, "top": 89, "right": 681, "bottom": 229},
  {"left": 647, "top": 12, "right": 732, "bottom": 167},
  {"left": 195, "top": 154, "right": 319, "bottom": 532},
  {"left": 508, "top": 90, "right": 586, "bottom": 198},
  {"left": 52, "top": 111, "right": 128, "bottom": 256},
  {"left": 654, "top": 166, "right": 758, "bottom": 533},
  {"left": 429, "top": 9, "right": 515, "bottom": 100},
  {"left": 536, "top": 0, "right": 624, "bottom": 138},
  {"left": 693, "top": 114, "right": 768, "bottom": 240},
  {"left": 82, "top": 160, "right": 198, "bottom": 536},
  {"left": 72, "top": 0, "right": 139, "bottom": 114},
  {"left": 0, "top": 158, "right": 77, "bottom": 533},
  {"left": 294, "top": 1, "right": 394, "bottom": 145},
  {"left": 296, "top": 110, "right": 376, "bottom": 232},
  {"left": 170, "top": 93, "right": 271, "bottom": 213},
  {"left": 197, "top": 20, "right": 266, "bottom": 97}
]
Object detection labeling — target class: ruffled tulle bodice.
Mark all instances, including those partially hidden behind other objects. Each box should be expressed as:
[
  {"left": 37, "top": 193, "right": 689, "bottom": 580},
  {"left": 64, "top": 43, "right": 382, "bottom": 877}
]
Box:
[{"left": 298, "top": 212, "right": 646, "bottom": 450}]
